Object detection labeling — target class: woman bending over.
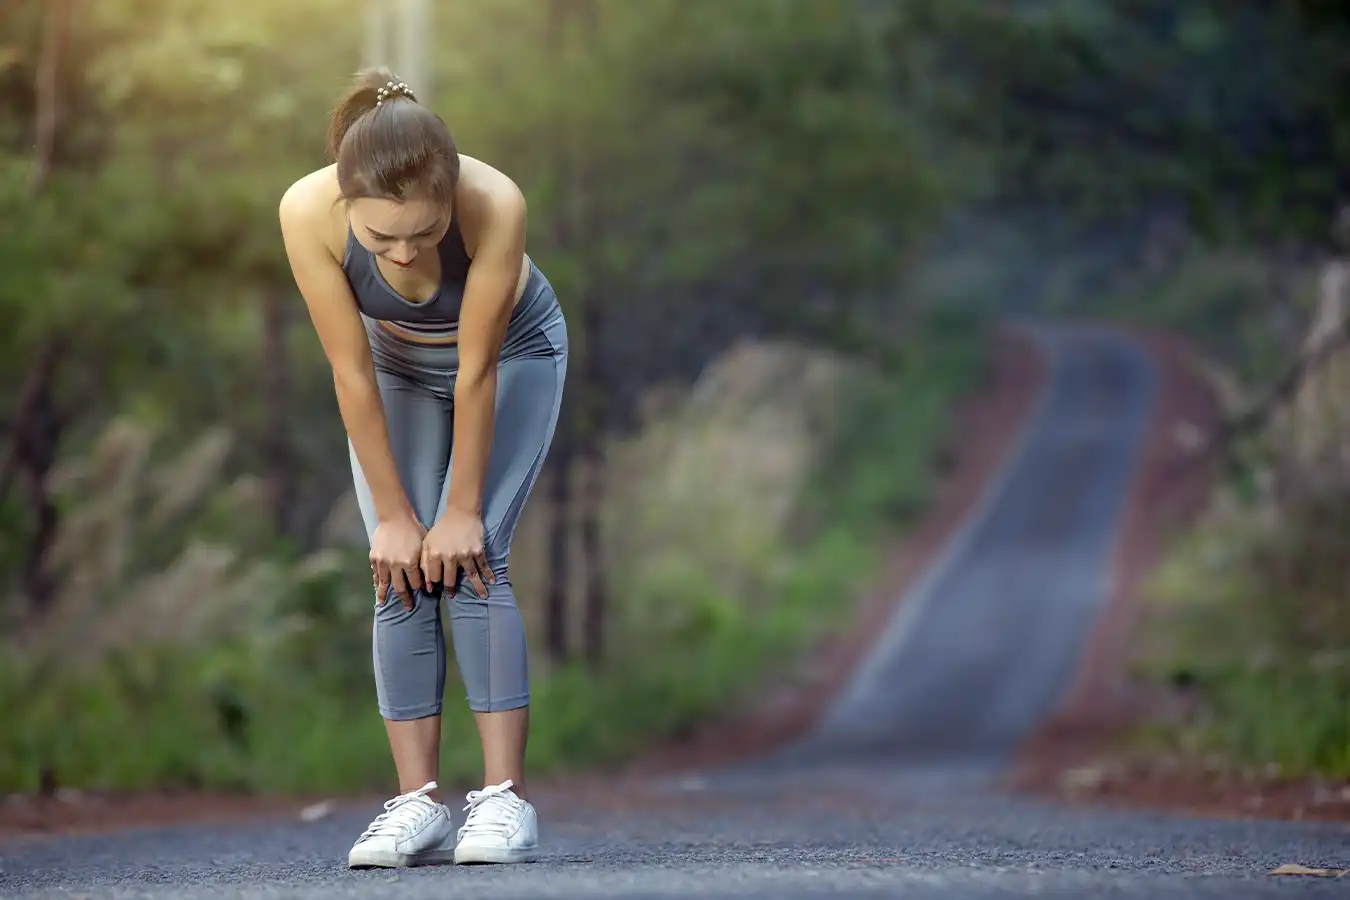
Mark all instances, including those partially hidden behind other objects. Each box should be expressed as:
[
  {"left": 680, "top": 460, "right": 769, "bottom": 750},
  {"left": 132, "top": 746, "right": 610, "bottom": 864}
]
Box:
[{"left": 279, "top": 69, "right": 567, "bottom": 868}]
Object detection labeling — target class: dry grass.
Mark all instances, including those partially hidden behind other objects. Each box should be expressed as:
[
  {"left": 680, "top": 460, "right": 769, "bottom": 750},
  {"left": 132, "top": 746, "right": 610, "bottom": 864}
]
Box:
[
  {"left": 11, "top": 419, "right": 339, "bottom": 671},
  {"left": 1131, "top": 254, "right": 1350, "bottom": 778},
  {"left": 0, "top": 328, "right": 980, "bottom": 793}
]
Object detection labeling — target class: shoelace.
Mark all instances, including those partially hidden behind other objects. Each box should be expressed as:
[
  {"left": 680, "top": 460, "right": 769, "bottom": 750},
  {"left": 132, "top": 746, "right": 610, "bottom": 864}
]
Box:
[
  {"left": 457, "top": 779, "right": 522, "bottom": 841},
  {"left": 357, "top": 780, "right": 440, "bottom": 841}
]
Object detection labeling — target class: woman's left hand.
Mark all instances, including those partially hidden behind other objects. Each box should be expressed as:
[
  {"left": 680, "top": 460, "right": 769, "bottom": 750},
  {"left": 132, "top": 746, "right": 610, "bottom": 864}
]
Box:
[{"left": 422, "top": 507, "right": 496, "bottom": 598}]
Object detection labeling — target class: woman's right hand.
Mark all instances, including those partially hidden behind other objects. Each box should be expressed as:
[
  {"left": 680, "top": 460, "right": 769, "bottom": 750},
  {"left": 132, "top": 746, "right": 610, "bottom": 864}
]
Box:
[{"left": 370, "top": 515, "right": 429, "bottom": 610}]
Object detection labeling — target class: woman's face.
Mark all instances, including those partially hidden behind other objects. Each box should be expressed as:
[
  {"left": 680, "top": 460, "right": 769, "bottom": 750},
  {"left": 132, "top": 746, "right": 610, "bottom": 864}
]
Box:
[{"left": 347, "top": 196, "right": 450, "bottom": 268}]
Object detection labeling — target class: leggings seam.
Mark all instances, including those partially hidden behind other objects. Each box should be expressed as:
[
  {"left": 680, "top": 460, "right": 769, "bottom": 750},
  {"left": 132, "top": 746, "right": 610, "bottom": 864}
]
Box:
[
  {"left": 375, "top": 599, "right": 396, "bottom": 718},
  {"left": 381, "top": 698, "right": 443, "bottom": 720},
  {"left": 487, "top": 361, "right": 562, "bottom": 551},
  {"left": 362, "top": 302, "right": 566, "bottom": 718},
  {"left": 471, "top": 691, "right": 530, "bottom": 714},
  {"left": 477, "top": 341, "right": 564, "bottom": 710}
]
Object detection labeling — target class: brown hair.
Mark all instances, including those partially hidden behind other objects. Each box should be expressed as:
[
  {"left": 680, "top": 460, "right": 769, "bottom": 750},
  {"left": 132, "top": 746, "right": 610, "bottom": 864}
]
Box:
[{"left": 326, "top": 67, "right": 459, "bottom": 209}]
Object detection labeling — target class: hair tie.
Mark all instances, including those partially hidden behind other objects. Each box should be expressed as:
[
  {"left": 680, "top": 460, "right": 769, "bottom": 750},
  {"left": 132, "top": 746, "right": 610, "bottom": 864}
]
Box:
[{"left": 375, "top": 80, "right": 416, "bottom": 106}]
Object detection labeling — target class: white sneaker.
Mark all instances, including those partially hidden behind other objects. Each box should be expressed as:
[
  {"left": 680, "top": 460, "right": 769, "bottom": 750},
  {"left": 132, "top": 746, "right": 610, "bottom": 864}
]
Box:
[
  {"left": 347, "top": 781, "right": 456, "bottom": 869},
  {"left": 453, "top": 779, "right": 539, "bottom": 864}
]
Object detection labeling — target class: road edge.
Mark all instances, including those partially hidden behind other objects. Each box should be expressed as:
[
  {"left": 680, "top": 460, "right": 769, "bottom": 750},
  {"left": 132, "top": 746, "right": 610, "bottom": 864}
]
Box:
[
  {"left": 616, "top": 323, "right": 1050, "bottom": 777},
  {"left": 1000, "top": 326, "right": 1347, "bottom": 824},
  {"left": 1008, "top": 325, "right": 1221, "bottom": 748}
]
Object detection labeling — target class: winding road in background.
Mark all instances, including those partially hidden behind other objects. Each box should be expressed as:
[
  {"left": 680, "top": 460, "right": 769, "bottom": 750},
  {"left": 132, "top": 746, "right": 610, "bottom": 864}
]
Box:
[{"left": 3, "top": 324, "right": 1346, "bottom": 899}]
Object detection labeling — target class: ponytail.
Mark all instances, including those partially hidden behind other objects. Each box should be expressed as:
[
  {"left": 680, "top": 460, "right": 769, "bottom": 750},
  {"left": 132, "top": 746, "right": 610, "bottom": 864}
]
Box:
[{"left": 325, "top": 67, "right": 459, "bottom": 207}]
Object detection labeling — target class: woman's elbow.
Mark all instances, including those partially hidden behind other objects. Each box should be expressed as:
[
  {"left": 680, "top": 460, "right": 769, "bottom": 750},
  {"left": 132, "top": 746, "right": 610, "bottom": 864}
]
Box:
[
  {"left": 332, "top": 364, "right": 378, "bottom": 399},
  {"left": 453, "top": 368, "right": 498, "bottom": 410},
  {"left": 455, "top": 363, "right": 497, "bottom": 395}
]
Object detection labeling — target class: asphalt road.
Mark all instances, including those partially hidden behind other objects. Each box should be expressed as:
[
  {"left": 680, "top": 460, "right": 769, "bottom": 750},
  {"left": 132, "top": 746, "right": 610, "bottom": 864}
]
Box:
[{"left": 3, "top": 324, "right": 1346, "bottom": 899}]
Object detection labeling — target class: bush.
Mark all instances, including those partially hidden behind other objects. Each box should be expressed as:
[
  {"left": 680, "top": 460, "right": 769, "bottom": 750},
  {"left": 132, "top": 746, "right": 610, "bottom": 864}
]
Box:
[
  {"left": 1138, "top": 488, "right": 1350, "bottom": 779},
  {"left": 0, "top": 315, "right": 985, "bottom": 795},
  {"left": 1124, "top": 249, "right": 1350, "bottom": 780}
]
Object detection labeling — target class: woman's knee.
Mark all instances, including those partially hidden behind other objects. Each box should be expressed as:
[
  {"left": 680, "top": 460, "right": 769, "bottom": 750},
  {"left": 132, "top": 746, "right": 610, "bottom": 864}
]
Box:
[
  {"left": 373, "top": 585, "right": 443, "bottom": 623},
  {"left": 445, "top": 567, "right": 529, "bottom": 713},
  {"left": 371, "top": 587, "right": 446, "bottom": 719},
  {"left": 450, "top": 563, "right": 515, "bottom": 607}
]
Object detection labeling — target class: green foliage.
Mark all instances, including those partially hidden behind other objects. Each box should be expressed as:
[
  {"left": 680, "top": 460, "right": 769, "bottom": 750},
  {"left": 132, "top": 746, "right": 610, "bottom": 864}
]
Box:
[
  {"left": 4, "top": 0, "right": 1349, "bottom": 794},
  {"left": 1, "top": 0, "right": 955, "bottom": 558},
  {"left": 0, "top": 317, "right": 981, "bottom": 794},
  {"left": 907, "top": 0, "right": 1350, "bottom": 247},
  {"left": 1095, "top": 250, "right": 1317, "bottom": 387},
  {"left": 807, "top": 310, "right": 986, "bottom": 531},
  {"left": 2, "top": 0, "right": 985, "bottom": 795},
  {"left": 1138, "top": 500, "right": 1350, "bottom": 778},
  {"left": 436, "top": 0, "right": 949, "bottom": 308}
]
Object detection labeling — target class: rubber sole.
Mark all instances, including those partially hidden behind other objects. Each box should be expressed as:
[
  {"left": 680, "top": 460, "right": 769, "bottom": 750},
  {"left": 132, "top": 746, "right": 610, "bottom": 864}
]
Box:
[
  {"left": 453, "top": 844, "right": 538, "bottom": 865},
  {"left": 348, "top": 847, "right": 457, "bottom": 869}
]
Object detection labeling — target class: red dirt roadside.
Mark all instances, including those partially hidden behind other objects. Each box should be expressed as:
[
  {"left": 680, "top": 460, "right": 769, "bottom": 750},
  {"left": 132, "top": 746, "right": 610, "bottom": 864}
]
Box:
[
  {"left": 1003, "top": 326, "right": 1350, "bottom": 824},
  {"left": 622, "top": 324, "right": 1049, "bottom": 776}
]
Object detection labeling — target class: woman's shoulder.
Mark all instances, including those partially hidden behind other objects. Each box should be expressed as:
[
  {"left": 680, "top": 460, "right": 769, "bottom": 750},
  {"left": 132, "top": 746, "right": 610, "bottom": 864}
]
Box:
[
  {"left": 279, "top": 164, "right": 347, "bottom": 264},
  {"left": 454, "top": 155, "right": 526, "bottom": 253}
]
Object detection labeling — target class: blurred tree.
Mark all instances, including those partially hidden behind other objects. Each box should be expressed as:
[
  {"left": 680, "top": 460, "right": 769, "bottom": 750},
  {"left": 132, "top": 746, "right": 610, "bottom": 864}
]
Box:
[
  {"left": 3, "top": 0, "right": 69, "bottom": 612},
  {"left": 909, "top": 0, "right": 1350, "bottom": 249},
  {"left": 543, "top": 0, "right": 576, "bottom": 665},
  {"left": 426, "top": 0, "right": 950, "bottom": 660},
  {"left": 572, "top": 0, "right": 607, "bottom": 666},
  {"left": 0, "top": 0, "right": 967, "bottom": 649},
  {"left": 0, "top": 0, "right": 367, "bottom": 610}
]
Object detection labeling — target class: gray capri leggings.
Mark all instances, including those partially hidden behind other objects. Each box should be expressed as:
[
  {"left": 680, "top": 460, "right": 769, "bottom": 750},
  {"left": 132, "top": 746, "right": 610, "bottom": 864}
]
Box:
[{"left": 349, "top": 261, "right": 567, "bottom": 719}]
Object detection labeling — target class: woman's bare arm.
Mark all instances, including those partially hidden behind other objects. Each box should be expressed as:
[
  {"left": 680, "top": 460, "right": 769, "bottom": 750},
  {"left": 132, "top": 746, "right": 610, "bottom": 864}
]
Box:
[
  {"left": 444, "top": 177, "right": 529, "bottom": 518},
  {"left": 278, "top": 179, "right": 416, "bottom": 526}
]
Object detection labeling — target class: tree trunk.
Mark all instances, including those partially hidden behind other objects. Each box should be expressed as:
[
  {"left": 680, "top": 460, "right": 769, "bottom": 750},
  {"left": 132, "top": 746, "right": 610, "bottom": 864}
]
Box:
[
  {"left": 1, "top": 340, "right": 67, "bottom": 614},
  {"left": 575, "top": 214, "right": 607, "bottom": 665},
  {"left": 19, "top": 404, "right": 62, "bottom": 613},
  {"left": 9, "top": 0, "right": 71, "bottom": 614},
  {"left": 0, "top": 341, "right": 59, "bottom": 509},
  {"left": 543, "top": 0, "right": 574, "bottom": 664},
  {"left": 28, "top": 0, "right": 68, "bottom": 195},
  {"left": 260, "top": 290, "right": 297, "bottom": 537},
  {"left": 579, "top": 394, "right": 606, "bottom": 664},
  {"left": 574, "top": 0, "right": 608, "bottom": 666},
  {"left": 545, "top": 438, "right": 573, "bottom": 663},
  {"left": 0, "top": 344, "right": 65, "bottom": 618}
]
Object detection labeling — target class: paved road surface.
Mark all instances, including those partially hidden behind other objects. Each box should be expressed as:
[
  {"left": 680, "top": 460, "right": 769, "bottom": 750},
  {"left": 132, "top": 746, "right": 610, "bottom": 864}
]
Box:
[{"left": 3, "top": 325, "right": 1346, "bottom": 899}]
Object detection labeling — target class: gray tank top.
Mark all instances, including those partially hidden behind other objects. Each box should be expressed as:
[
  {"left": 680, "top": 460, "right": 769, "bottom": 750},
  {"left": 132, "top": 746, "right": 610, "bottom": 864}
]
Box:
[{"left": 341, "top": 217, "right": 472, "bottom": 340}]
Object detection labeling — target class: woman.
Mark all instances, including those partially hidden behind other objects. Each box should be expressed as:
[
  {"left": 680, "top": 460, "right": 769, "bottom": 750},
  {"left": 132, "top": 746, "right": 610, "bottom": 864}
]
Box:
[{"left": 278, "top": 68, "right": 566, "bottom": 869}]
